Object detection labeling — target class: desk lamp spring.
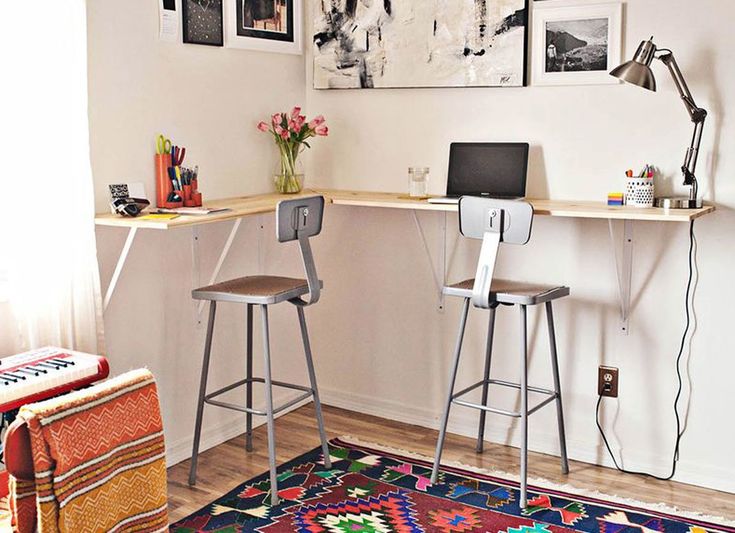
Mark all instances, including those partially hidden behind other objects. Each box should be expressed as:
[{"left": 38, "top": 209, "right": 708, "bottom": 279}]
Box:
[{"left": 611, "top": 38, "right": 707, "bottom": 209}]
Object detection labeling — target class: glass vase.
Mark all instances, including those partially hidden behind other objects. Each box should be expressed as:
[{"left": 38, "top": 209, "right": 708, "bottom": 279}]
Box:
[{"left": 274, "top": 146, "right": 304, "bottom": 194}]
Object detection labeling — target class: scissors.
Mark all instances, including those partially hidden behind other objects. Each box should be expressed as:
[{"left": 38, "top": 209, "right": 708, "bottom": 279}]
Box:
[
  {"left": 172, "top": 145, "right": 186, "bottom": 166},
  {"left": 156, "top": 134, "right": 172, "bottom": 155}
]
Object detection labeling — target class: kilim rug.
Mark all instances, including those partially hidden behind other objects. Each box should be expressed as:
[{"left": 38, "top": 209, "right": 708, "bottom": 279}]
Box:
[{"left": 170, "top": 437, "right": 735, "bottom": 533}]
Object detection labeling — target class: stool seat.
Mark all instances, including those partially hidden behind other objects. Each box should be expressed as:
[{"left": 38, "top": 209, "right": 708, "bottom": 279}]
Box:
[
  {"left": 192, "top": 275, "right": 323, "bottom": 305},
  {"left": 444, "top": 279, "right": 570, "bottom": 305}
]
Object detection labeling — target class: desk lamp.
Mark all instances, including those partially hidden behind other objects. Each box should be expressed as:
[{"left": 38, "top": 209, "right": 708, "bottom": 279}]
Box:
[{"left": 611, "top": 38, "right": 707, "bottom": 209}]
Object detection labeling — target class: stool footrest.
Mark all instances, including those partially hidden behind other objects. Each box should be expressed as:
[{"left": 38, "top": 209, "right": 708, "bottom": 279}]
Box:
[
  {"left": 451, "top": 379, "right": 558, "bottom": 418},
  {"left": 203, "top": 377, "right": 314, "bottom": 416},
  {"left": 205, "top": 390, "right": 313, "bottom": 416}
]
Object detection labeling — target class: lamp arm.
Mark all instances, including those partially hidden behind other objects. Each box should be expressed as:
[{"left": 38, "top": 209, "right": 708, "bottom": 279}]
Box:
[
  {"left": 656, "top": 51, "right": 708, "bottom": 192},
  {"left": 657, "top": 51, "right": 703, "bottom": 119}
]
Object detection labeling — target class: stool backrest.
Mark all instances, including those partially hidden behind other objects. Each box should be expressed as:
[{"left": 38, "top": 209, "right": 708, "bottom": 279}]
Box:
[
  {"left": 276, "top": 195, "right": 325, "bottom": 305},
  {"left": 458, "top": 196, "right": 534, "bottom": 309}
]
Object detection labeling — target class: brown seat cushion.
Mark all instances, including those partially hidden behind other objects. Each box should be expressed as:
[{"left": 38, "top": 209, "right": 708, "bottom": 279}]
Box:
[
  {"left": 192, "top": 275, "right": 319, "bottom": 305},
  {"left": 445, "top": 279, "right": 569, "bottom": 305}
]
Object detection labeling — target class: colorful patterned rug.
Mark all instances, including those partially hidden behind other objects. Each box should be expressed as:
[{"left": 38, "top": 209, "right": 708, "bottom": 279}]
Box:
[{"left": 171, "top": 437, "right": 734, "bottom": 533}]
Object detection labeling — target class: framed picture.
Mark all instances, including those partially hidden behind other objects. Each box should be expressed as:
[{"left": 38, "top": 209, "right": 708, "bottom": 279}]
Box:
[
  {"left": 532, "top": 0, "right": 622, "bottom": 86},
  {"left": 182, "top": 0, "right": 224, "bottom": 46},
  {"left": 224, "top": 0, "right": 303, "bottom": 55},
  {"left": 313, "top": 0, "right": 530, "bottom": 89}
]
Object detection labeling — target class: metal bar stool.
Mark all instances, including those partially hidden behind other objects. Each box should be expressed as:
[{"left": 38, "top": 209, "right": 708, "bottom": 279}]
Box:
[
  {"left": 188, "top": 195, "right": 332, "bottom": 506},
  {"left": 430, "top": 197, "right": 570, "bottom": 508}
]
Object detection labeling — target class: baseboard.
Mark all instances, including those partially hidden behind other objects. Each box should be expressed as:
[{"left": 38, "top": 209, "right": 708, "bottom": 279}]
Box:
[
  {"left": 319, "top": 387, "right": 735, "bottom": 494},
  {"left": 165, "top": 390, "right": 311, "bottom": 468}
]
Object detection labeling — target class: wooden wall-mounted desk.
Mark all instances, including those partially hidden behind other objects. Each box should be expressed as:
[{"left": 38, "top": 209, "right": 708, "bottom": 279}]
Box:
[
  {"left": 312, "top": 190, "right": 713, "bottom": 331},
  {"left": 316, "top": 189, "right": 715, "bottom": 222},
  {"left": 95, "top": 189, "right": 714, "bottom": 331}
]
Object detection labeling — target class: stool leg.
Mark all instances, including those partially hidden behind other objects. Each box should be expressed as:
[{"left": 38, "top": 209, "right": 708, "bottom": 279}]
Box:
[
  {"left": 189, "top": 301, "right": 217, "bottom": 486},
  {"left": 260, "top": 305, "right": 279, "bottom": 506},
  {"left": 519, "top": 304, "right": 529, "bottom": 508},
  {"left": 476, "top": 306, "right": 497, "bottom": 453},
  {"left": 297, "top": 306, "right": 332, "bottom": 469},
  {"left": 431, "top": 298, "right": 471, "bottom": 484},
  {"left": 546, "top": 301, "right": 569, "bottom": 474},
  {"left": 246, "top": 303, "right": 254, "bottom": 453}
]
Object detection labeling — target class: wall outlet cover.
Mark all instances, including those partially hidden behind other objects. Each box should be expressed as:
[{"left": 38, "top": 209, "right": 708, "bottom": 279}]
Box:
[{"left": 598, "top": 366, "right": 619, "bottom": 397}]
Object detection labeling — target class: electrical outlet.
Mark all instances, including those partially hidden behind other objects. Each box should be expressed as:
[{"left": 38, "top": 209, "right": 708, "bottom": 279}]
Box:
[{"left": 598, "top": 366, "right": 619, "bottom": 397}]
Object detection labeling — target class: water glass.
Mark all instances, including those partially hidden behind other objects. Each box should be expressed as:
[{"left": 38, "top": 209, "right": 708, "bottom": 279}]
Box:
[{"left": 408, "top": 167, "right": 429, "bottom": 198}]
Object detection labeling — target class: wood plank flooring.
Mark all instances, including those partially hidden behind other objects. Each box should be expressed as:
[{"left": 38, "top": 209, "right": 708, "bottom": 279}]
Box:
[{"left": 167, "top": 404, "right": 735, "bottom": 522}]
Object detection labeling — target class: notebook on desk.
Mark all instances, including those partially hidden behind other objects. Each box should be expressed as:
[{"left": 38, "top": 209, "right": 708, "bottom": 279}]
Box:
[{"left": 428, "top": 142, "right": 530, "bottom": 204}]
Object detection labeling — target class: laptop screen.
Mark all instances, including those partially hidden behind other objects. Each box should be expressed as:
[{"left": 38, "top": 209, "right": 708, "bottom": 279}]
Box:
[{"left": 447, "top": 143, "right": 529, "bottom": 197}]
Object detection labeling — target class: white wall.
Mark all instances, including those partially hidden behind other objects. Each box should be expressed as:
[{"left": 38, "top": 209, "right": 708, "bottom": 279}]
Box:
[
  {"left": 88, "top": 0, "right": 735, "bottom": 493},
  {"left": 303, "top": 0, "right": 735, "bottom": 492},
  {"left": 87, "top": 0, "right": 310, "bottom": 463}
]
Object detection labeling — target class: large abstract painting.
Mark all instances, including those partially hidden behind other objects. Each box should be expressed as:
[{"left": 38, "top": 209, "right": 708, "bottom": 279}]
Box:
[{"left": 313, "top": 0, "right": 529, "bottom": 89}]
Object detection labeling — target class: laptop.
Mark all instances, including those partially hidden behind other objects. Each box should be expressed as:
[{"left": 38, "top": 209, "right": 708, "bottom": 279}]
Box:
[{"left": 428, "top": 142, "right": 530, "bottom": 204}]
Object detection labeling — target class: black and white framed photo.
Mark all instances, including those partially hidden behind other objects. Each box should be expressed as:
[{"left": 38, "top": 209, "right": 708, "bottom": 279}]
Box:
[
  {"left": 182, "top": 0, "right": 224, "bottom": 46},
  {"left": 532, "top": 0, "right": 621, "bottom": 86},
  {"left": 224, "top": 0, "right": 302, "bottom": 54}
]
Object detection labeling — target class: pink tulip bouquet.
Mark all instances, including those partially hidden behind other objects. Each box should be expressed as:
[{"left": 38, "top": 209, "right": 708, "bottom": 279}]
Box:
[{"left": 258, "top": 107, "right": 328, "bottom": 194}]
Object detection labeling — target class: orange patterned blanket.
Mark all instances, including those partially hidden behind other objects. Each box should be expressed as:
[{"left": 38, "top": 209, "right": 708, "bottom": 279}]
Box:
[{"left": 9, "top": 369, "right": 168, "bottom": 532}]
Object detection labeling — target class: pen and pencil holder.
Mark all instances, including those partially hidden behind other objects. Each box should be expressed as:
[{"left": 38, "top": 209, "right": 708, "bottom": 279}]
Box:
[
  {"left": 155, "top": 137, "right": 203, "bottom": 208},
  {"left": 155, "top": 154, "right": 184, "bottom": 208},
  {"left": 626, "top": 177, "right": 655, "bottom": 208},
  {"left": 183, "top": 185, "right": 194, "bottom": 207},
  {"left": 155, "top": 153, "right": 172, "bottom": 207},
  {"left": 187, "top": 178, "right": 203, "bottom": 207}
]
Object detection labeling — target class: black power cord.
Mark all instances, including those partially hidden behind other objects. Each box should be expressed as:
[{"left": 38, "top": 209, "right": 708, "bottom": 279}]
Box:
[{"left": 596, "top": 219, "right": 696, "bottom": 481}]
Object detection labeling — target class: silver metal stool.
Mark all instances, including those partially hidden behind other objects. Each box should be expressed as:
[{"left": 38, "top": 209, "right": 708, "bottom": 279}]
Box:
[
  {"left": 430, "top": 197, "right": 570, "bottom": 508},
  {"left": 188, "top": 195, "right": 332, "bottom": 506}
]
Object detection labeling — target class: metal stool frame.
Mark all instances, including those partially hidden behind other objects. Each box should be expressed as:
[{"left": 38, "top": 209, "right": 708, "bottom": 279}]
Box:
[
  {"left": 430, "top": 197, "right": 569, "bottom": 509},
  {"left": 188, "top": 196, "right": 332, "bottom": 506}
]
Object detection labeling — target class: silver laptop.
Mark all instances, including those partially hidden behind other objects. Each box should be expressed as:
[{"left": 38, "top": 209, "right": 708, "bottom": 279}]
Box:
[{"left": 428, "top": 142, "right": 530, "bottom": 204}]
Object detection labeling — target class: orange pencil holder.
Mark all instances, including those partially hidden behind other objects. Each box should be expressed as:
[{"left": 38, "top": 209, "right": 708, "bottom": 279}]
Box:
[
  {"left": 183, "top": 184, "right": 195, "bottom": 207},
  {"left": 155, "top": 153, "right": 183, "bottom": 208},
  {"left": 190, "top": 178, "right": 203, "bottom": 207},
  {"left": 155, "top": 153, "right": 171, "bottom": 207}
]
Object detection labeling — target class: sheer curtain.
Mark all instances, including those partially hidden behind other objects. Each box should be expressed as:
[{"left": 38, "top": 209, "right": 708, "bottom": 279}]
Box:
[{"left": 0, "top": 1, "right": 104, "bottom": 355}]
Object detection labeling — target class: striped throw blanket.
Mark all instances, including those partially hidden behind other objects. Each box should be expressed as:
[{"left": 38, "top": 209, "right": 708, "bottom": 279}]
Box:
[{"left": 9, "top": 369, "right": 168, "bottom": 532}]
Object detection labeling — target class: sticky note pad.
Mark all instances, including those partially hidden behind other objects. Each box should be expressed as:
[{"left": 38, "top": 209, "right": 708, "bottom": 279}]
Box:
[{"left": 140, "top": 213, "right": 180, "bottom": 220}]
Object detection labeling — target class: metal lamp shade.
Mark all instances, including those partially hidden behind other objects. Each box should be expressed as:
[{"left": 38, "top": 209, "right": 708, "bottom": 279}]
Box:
[{"left": 610, "top": 39, "right": 658, "bottom": 91}]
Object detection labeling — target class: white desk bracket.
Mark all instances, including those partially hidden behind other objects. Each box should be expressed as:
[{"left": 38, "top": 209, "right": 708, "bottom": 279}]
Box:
[
  {"left": 411, "top": 210, "right": 447, "bottom": 311},
  {"left": 194, "top": 219, "right": 242, "bottom": 320},
  {"left": 609, "top": 219, "right": 634, "bottom": 335},
  {"left": 257, "top": 214, "right": 265, "bottom": 274},
  {"left": 103, "top": 227, "right": 138, "bottom": 312}
]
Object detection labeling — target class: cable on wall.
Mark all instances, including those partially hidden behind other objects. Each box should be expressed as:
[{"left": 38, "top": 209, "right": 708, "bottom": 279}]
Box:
[{"left": 596, "top": 219, "right": 697, "bottom": 481}]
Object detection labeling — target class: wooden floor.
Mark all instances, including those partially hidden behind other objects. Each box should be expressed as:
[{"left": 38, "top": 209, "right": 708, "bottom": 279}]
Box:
[{"left": 168, "top": 404, "right": 735, "bottom": 522}]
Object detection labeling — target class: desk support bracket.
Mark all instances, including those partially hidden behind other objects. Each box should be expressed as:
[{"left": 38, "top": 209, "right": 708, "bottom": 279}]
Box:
[
  {"left": 194, "top": 219, "right": 242, "bottom": 319},
  {"left": 412, "top": 210, "right": 446, "bottom": 311},
  {"left": 609, "top": 220, "right": 634, "bottom": 335},
  {"left": 103, "top": 227, "right": 138, "bottom": 312}
]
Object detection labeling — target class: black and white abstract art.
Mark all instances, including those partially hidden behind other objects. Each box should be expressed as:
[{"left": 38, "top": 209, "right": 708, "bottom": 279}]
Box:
[{"left": 313, "top": 0, "right": 529, "bottom": 89}]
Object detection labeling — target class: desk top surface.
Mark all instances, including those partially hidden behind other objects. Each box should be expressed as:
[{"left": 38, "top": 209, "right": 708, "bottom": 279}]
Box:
[{"left": 95, "top": 189, "right": 716, "bottom": 230}]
